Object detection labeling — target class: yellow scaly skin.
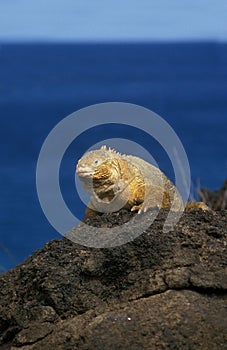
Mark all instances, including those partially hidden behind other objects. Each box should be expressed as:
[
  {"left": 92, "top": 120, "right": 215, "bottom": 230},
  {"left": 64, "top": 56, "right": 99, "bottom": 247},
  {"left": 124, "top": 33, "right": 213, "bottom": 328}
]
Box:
[{"left": 76, "top": 146, "right": 209, "bottom": 219}]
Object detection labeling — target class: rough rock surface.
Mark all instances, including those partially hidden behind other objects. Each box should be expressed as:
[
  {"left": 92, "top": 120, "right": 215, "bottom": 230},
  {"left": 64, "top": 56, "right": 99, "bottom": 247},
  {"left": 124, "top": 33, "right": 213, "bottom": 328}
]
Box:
[
  {"left": 0, "top": 207, "right": 227, "bottom": 349},
  {"left": 199, "top": 179, "right": 227, "bottom": 210}
]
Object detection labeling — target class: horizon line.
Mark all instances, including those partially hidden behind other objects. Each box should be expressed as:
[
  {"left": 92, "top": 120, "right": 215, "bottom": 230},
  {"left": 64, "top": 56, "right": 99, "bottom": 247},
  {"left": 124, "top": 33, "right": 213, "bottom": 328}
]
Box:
[{"left": 1, "top": 38, "right": 227, "bottom": 45}]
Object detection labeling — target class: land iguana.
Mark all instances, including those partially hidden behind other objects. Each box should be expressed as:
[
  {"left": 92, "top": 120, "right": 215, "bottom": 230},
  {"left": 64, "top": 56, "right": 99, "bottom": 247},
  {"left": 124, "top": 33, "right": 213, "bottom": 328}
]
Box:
[{"left": 76, "top": 146, "right": 209, "bottom": 219}]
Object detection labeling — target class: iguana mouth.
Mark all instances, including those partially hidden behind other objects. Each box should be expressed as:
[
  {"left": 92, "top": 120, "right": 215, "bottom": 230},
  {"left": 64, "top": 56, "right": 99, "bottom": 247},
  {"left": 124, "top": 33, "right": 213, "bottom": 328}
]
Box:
[{"left": 76, "top": 165, "right": 94, "bottom": 177}]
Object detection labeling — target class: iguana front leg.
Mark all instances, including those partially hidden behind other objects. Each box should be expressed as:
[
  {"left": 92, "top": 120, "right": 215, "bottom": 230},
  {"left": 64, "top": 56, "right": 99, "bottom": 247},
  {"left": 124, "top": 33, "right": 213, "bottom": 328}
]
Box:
[
  {"left": 131, "top": 185, "right": 172, "bottom": 213},
  {"left": 84, "top": 180, "right": 132, "bottom": 219}
]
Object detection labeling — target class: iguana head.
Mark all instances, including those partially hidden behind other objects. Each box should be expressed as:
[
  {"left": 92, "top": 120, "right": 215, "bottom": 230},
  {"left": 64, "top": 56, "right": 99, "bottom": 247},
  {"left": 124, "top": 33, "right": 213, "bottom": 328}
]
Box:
[{"left": 76, "top": 146, "right": 122, "bottom": 196}]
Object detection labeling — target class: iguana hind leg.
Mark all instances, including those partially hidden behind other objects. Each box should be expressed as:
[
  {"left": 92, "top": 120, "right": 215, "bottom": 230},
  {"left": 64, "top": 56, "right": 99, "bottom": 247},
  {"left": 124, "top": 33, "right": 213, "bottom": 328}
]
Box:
[{"left": 185, "top": 202, "right": 210, "bottom": 211}]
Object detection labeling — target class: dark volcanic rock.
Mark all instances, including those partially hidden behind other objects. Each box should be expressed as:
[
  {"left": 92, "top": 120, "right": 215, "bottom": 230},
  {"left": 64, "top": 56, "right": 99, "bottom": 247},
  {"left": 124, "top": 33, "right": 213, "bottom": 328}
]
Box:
[
  {"left": 0, "top": 209, "right": 227, "bottom": 349},
  {"left": 199, "top": 179, "right": 227, "bottom": 210}
]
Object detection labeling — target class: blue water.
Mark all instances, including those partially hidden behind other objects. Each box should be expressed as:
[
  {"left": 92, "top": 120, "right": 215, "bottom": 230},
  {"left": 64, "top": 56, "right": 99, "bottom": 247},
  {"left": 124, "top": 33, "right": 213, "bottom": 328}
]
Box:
[{"left": 0, "top": 42, "right": 227, "bottom": 272}]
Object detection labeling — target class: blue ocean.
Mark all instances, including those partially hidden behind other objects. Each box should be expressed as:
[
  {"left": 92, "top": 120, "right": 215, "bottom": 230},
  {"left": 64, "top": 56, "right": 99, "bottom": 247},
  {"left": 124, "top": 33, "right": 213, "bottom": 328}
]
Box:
[{"left": 0, "top": 42, "right": 227, "bottom": 272}]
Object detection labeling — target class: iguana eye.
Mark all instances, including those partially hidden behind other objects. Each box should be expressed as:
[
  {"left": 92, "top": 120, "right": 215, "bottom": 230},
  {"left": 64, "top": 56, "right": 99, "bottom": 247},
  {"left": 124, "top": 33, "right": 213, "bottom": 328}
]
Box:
[{"left": 93, "top": 159, "right": 100, "bottom": 166}]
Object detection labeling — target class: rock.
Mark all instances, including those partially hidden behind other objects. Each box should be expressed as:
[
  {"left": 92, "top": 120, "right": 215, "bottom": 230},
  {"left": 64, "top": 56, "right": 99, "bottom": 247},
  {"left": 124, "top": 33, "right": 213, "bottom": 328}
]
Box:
[
  {"left": 0, "top": 208, "right": 226, "bottom": 349},
  {"left": 199, "top": 179, "right": 227, "bottom": 210}
]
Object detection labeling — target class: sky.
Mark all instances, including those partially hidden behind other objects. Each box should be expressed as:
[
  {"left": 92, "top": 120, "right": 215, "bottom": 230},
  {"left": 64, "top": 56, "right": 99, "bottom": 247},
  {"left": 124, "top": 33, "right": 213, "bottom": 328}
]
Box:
[{"left": 0, "top": 0, "right": 226, "bottom": 42}]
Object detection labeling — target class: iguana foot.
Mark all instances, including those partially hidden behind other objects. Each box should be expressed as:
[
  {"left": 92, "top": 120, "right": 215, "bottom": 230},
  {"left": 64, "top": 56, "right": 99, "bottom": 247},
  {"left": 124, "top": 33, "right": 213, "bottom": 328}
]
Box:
[{"left": 185, "top": 201, "right": 210, "bottom": 211}]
